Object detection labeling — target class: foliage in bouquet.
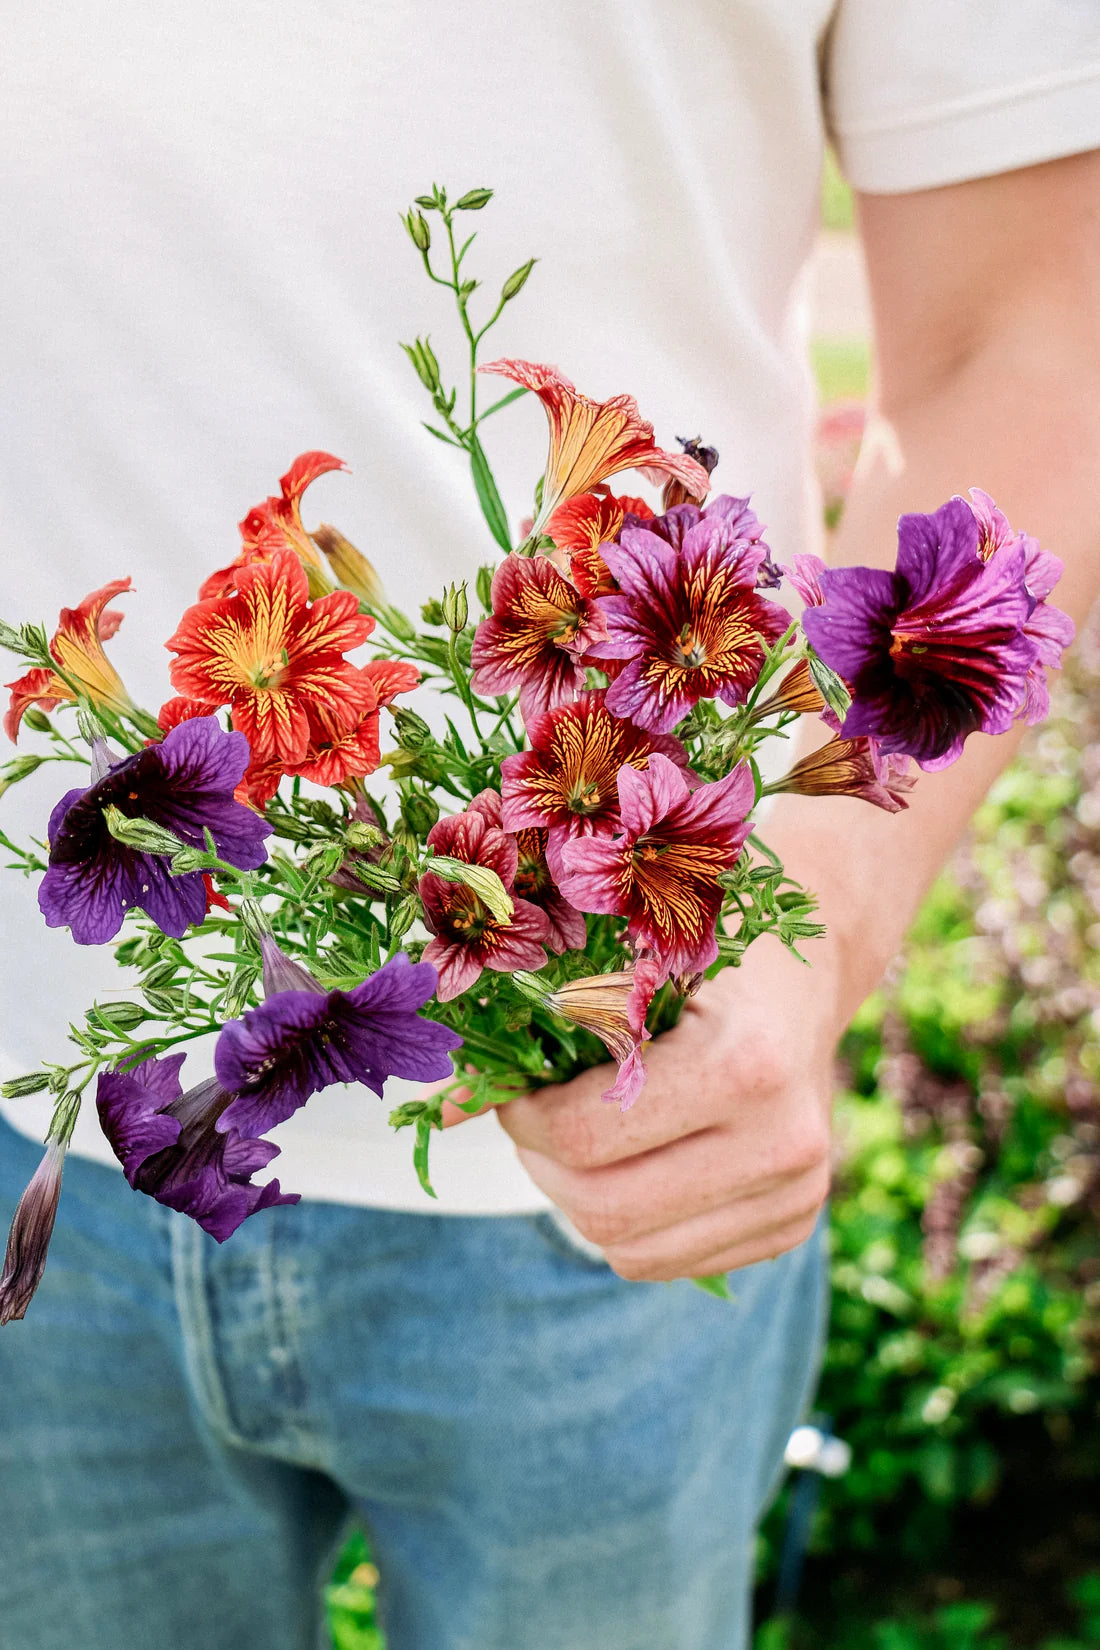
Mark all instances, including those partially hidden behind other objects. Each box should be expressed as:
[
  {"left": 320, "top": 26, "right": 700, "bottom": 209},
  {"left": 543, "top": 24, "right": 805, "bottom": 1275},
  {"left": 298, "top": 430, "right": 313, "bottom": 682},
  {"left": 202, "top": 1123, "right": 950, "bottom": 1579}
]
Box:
[{"left": 0, "top": 186, "right": 1074, "bottom": 1320}]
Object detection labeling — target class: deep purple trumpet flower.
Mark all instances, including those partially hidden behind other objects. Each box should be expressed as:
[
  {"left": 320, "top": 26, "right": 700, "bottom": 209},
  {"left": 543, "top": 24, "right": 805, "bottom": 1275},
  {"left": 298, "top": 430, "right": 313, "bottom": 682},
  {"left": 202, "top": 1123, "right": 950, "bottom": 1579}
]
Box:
[
  {"left": 39, "top": 716, "right": 271, "bottom": 944},
  {"left": 801, "top": 497, "right": 1069, "bottom": 770},
  {"left": 213, "top": 940, "right": 462, "bottom": 1138},
  {"left": 97, "top": 1051, "right": 299, "bottom": 1242}
]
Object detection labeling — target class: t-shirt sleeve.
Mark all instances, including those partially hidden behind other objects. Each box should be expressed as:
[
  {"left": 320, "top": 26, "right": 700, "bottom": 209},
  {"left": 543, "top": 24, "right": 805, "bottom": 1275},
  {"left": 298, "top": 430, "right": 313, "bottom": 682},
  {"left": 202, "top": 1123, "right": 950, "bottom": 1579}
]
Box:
[{"left": 823, "top": 0, "right": 1100, "bottom": 194}]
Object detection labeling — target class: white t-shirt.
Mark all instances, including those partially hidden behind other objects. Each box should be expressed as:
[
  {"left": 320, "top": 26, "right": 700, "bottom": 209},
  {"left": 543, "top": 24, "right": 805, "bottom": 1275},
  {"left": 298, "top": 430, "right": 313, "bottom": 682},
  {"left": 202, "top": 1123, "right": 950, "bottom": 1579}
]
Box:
[{"left": 2, "top": 0, "right": 1098, "bottom": 1213}]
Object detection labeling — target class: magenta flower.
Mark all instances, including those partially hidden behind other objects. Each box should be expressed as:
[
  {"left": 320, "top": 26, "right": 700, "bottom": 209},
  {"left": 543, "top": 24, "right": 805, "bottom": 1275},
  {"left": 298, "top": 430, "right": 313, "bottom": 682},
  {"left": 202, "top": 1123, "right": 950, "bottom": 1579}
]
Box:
[
  {"left": 801, "top": 497, "right": 1057, "bottom": 770},
  {"left": 587, "top": 505, "right": 790, "bottom": 734},
  {"left": 467, "top": 791, "right": 586, "bottom": 954},
  {"left": 97, "top": 1052, "right": 299, "bottom": 1242},
  {"left": 38, "top": 717, "right": 271, "bottom": 945},
  {"left": 469, "top": 554, "right": 607, "bottom": 722},
  {"left": 419, "top": 805, "right": 550, "bottom": 1001},
  {"left": 557, "top": 754, "right": 754, "bottom": 979},
  {"left": 500, "top": 690, "right": 689, "bottom": 880},
  {"left": 968, "top": 489, "right": 1075, "bottom": 724}
]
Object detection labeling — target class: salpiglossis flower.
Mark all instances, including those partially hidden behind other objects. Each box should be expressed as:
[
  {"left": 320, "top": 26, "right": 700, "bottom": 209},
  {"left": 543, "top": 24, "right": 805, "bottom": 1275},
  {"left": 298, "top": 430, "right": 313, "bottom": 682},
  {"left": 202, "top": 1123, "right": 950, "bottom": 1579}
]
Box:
[
  {"left": 468, "top": 791, "right": 586, "bottom": 953},
  {"left": 557, "top": 754, "right": 754, "bottom": 979},
  {"left": 0, "top": 1138, "right": 67, "bottom": 1323},
  {"left": 294, "top": 658, "right": 421, "bottom": 790},
  {"left": 199, "top": 451, "right": 347, "bottom": 599},
  {"left": 589, "top": 504, "right": 791, "bottom": 734},
  {"left": 479, "top": 360, "right": 711, "bottom": 540},
  {"left": 771, "top": 736, "right": 915, "bottom": 813},
  {"left": 166, "top": 550, "right": 375, "bottom": 769},
  {"left": 97, "top": 1052, "right": 299, "bottom": 1243},
  {"left": 470, "top": 553, "right": 607, "bottom": 722},
  {"left": 500, "top": 691, "right": 688, "bottom": 879},
  {"left": 38, "top": 717, "right": 271, "bottom": 944},
  {"left": 531, "top": 963, "right": 657, "bottom": 1111},
  {"left": 5, "top": 578, "right": 136, "bottom": 742},
  {"left": 419, "top": 804, "right": 550, "bottom": 1001},
  {"left": 801, "top": 496, "right": 1059, "bottom": 770},
  {"left": 544, "top": 490, "right": 654, "bottom": 597}
]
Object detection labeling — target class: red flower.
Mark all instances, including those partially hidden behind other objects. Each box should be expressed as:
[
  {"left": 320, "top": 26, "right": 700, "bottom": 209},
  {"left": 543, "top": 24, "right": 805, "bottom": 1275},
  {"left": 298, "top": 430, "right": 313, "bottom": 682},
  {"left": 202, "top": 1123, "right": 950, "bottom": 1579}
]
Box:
[
  {"left": 470, "top": 554, "right": 607, "bottom": 723},
  {"left": 500, "top": 691, "right": 688, "bottom": 879},
  {"left": 557, "top": 754, "right": 754, "bottom": 979},
  {"left": 5, "top": 579, "right": 135, "bottom": 742},
  {"left": 479, "top": 360, "right": 711, "bottom": 540},
  {"left": 294, "top": 659, "right": 420, "bottom": 789},
  {"left": 199, "top": 452, "right": 347, "bottom": 599},
  {"left": 544, "top": 491, "right": 654, "bottom": 598},
  {"left": 166, "top": 550, "right": 374, "bottom": 768},
  {"left": 419, "top": 805, "right": 550, "bottom": 1001}
]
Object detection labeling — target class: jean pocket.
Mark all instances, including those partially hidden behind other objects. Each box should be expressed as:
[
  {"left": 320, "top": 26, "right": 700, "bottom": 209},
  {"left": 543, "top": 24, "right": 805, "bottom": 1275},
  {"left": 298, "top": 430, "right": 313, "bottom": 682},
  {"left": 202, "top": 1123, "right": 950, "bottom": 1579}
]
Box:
[{"left": 527, "top": 1209, "right": 612, "bottom": 1271}]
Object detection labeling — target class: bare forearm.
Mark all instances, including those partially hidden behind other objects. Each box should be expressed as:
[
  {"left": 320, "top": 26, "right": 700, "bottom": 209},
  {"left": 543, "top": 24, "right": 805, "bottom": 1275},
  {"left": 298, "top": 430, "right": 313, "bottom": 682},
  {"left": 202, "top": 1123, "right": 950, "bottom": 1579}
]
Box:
[{"left": 766, "top": 318, "right": 1100, "bottom": 1024}]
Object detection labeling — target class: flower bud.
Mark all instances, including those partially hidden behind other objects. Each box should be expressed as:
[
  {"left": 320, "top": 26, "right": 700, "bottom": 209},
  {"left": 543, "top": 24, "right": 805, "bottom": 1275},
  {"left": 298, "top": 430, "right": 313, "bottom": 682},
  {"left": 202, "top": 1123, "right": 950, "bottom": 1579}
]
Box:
[
  {"left": 401, "top": 791, "right": 440, "bottom": 837},
  {"left": 421, "top": 599, "right": 446, "bottom": 626},
  {"left": 387, "top": 894, "right": 420, "bottom": 942},
  {"left": 383, "top": 606, "right": 418, "bottom": 643},
  {"left": 391, "top": 708, "right": 434, "bottom": 751},
  {"left": 0, "top": 753, "right": 45, "bottom": 796},
  {"left": 455, "top": 187, "right": 493, "bottom": 210},
  {"left": 807, "top": 653, "right": 852, "bottom": 722},
  {"left": 312, "top": 524, "right": 386, "bottom": 608},
  {"left": 475, "top": 564, "right": 494, "bottom": 612},
  {"left": 90, "top": 1001, "right": 148, "bottom": 1032},
  {"left": 168, "top": 846, "right": 212, "bottom": 875},
  {"left": 104, "top": 806, "right": 186, "bottom": 857},
  {"left": 401, "top": 339, "right": 441, "bottom": 394},
  {"left": 1, "top": 1073, "right": 52, "bottom": 1099},
  {"left": 345, "top": 820, "right": 387, "bottom": 852},
  {"left": 22, "top": 708, "right": 53, "bottom": 734},
  {"left": 0, "top": 1138, "right": 67, "bottom": 1323},
  {"left": 501, "top": 259, "right": 536, "bottom": 302},
  {"left": 426, "top": 856, "right": 514, "bottom": 924},
  {"left": 403, "top": 209, "right": 431, "bottom": 252},
  {"left": 441, "top": 581, "right": 468, "bottom": 634}
]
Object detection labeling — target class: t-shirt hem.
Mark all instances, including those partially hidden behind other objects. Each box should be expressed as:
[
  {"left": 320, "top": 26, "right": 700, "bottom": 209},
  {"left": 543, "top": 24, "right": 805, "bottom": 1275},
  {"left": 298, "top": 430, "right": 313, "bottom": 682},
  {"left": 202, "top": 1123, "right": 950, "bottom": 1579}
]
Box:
[{"left": 834, "top": 63, "right": 1100, "bottom": 195}]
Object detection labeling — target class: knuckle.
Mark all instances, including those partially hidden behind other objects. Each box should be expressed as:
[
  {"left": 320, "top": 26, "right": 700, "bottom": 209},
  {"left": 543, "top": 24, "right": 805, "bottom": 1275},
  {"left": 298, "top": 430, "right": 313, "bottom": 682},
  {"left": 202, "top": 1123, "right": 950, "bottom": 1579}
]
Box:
[
  {"left": 785, "top": 1119, "right": 831, "bottom": 1179},
  {"left": 569, "top": 1197, "right": 630, "bottom": 1248},
  {"left": 733, "top": 1042, "right": 796, "bottom": 1102},
  {"left": 545, "top": 1110, "right": 600, "bottom": 1170},
  {"left": 604, "top": 1248, "right": 659, "bottom": 1283}
]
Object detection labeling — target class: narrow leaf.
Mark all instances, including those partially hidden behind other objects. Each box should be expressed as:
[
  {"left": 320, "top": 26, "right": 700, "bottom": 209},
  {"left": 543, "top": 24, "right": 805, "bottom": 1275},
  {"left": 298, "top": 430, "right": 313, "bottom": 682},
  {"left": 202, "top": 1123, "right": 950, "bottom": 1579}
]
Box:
[{"left": 469, "top": 435, "right": 512, "bottom": 551}]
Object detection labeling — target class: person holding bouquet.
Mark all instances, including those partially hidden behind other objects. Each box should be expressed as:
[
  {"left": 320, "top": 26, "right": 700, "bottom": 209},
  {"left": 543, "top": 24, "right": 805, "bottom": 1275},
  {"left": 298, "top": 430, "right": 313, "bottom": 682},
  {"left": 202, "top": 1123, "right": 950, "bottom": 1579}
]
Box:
[{"left": 0, "top": 4, "right": 1099, "bottom": 1648}]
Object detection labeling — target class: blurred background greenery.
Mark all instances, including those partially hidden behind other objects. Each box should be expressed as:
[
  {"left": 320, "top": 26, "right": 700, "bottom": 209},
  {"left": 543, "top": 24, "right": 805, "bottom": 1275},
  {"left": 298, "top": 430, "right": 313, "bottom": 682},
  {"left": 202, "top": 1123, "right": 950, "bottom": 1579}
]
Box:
[{"left": 323, "top": 158, "right": 1100, "bottom": 1650}]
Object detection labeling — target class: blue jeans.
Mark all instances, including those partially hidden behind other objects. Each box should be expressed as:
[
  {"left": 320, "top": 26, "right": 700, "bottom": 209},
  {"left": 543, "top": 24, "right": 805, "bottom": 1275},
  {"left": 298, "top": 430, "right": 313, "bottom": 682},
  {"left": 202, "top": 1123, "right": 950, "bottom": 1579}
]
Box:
[{"left": 0, "top": 1115, "right": 827, "bottom": 1650}]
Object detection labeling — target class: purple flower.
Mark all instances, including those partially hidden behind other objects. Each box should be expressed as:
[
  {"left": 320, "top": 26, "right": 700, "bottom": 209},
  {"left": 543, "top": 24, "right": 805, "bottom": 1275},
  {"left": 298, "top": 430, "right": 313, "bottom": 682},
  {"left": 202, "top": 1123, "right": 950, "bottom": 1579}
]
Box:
[
  {"left": 0, "top": 1139, "right": 67, "bottom": 1323},
  {"left": 39, "top": 716, "right": 271, "bottom": 944},
  {"left": 213, "top": 943, "right": 462, "bottom": 1137},
  {"left": 802, "top": 497, "right": 1045, "bottom": 770},
  {"left": 588, "top": 498, "right": 790, "bottom": 734},
  {"left": 97, "top": 1051, "right": 298, "bottom": 1242},
  {"left": 968, "top": 490, "right": 1075, "bottom": 724}
]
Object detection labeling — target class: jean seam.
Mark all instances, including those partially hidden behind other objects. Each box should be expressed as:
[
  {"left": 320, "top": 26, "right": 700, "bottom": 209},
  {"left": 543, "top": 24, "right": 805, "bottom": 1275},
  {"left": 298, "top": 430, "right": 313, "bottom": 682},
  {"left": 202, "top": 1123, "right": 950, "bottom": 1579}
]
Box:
[{"left": 170, "top": 1214, "right": 253, "bottom": 1452}]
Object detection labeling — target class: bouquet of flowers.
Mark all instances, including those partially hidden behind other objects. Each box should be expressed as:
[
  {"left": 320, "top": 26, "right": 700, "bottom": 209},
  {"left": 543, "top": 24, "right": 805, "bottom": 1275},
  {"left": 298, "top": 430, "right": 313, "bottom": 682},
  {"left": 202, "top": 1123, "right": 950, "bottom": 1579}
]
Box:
[{"left": 0, "top": 186, "right": 1074, "bottom": 1321}]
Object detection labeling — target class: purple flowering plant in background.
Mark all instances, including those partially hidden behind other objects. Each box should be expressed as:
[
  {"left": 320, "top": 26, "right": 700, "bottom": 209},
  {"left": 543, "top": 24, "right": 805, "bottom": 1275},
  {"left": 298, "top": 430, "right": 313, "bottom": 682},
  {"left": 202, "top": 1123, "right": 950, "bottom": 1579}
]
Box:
[{"left": 39, "top": 716, "right": 271, "bottom": 943}]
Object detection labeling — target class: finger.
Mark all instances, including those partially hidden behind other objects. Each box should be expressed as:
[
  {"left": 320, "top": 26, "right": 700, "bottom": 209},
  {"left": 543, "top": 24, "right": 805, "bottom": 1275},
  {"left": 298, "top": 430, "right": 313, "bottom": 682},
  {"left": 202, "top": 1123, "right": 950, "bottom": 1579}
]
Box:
[
  {"left": 524, "top": 1135, "right": 824, "bottom": 1247},
  {"left": 440, "top": 1090, "right": 481, "bottom": 1127},
  {"left": 604, "top": 1202, "right": 825, "bottom": 1284}
]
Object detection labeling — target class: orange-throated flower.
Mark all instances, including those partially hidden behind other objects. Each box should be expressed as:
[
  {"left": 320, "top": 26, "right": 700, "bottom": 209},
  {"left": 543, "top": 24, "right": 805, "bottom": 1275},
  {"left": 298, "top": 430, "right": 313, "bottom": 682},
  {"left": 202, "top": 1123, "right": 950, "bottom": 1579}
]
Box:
[
  {"left": 5, "top": 579, "right": 136, "bottom": 741},
  {"left": 470, "top": 553, "right": 608, "bottom": 723},
  {"left": 468, "top": 790, "right": 586, "bottom": 954},
  {"left": 166, "top": 550, "right": 375, "bottom": 769},
  {"left": 479, "top": 360, "right": 711, "bottom": 541},
  {"left": 557, "top": 754, "right": 754, "bottom": 981},
  {"left": 769, "top": 736, "right": 915, "bottom": 813},
  {"left": 500, "top": 690, "right": 688, "bottom": 880},
  {"left": 199, "top": 451, "right": 347, "bottom": 599},
  {"left": 515, "top": 962, "right": 658, "bottom": 1111}
]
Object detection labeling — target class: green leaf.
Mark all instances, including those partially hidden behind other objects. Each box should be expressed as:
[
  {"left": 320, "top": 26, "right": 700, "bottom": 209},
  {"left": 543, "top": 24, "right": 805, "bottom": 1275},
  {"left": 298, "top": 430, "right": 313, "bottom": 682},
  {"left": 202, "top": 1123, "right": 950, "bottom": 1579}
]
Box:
[
  {"left": 693, "top": 1273, "right": 735, "bottom": 1300},
  {"left": 413, "top": 1116, "right": 438, "bottom": 1199},
  {"left": 468, "top": 435, "right": 512, "bottom": 551}
]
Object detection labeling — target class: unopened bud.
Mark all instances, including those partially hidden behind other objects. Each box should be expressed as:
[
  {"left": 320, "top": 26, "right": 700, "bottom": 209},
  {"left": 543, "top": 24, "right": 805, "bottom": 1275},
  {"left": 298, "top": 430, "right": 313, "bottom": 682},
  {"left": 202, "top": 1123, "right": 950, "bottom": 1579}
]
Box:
[
  {"left": 387, "top": 894, "right": 420, "bottom": 942},
  {"left": 501, "top": 259, "right": 536, "bottom": 302},
  {"left": 421, "top": 599, "right": 446, "bottom": 626},
  {"left": 90, "top": 1001, "right": 147, "bottom": 1032},
  {"left": 22, "top": 708, "right": 53, "bottom": 734},
  {"left": 403, "top": 210, "right": 431, "bottom": 252},
  {"left": 0, "top": 1136, "right": 68, "bottom": 1323},
  {"left": 312, "top": 524, "right": 386, "bottom": 608},
  {"left": 401, "top": 339, "right": 441, "bottom": 394},
  {"left": 441, "top": 581, "right": 468, "bottom": 633},
  {"left": 353, "top": 863, "right": 405, "bottom": 895},
  {"left": 104, "top": 806, "right": 186, "bottom": 857},
  {"left": 455, "top": 187, "right": 493, "bottom": 210},
  {"left": 382, "top": 606, "right": 417, "bottom": 642},
  {"left": 475, "top": 564, "right": 494, "bottom": 611},
  {"left": 168, "top": 847, "right": 212, "bottom": 875},
  {"left": 75, "top": 706, "right": 109, "bottom": 745},
  {"left": 345, "top": 820, "right": 387, "bottom": 852},
  {"left": 0, "top": 619, "right": 23, "bottom": 653},
  {"left": 401, "top": 792, "right": 440, "bottom": 836},
  {"left": 391, "top": 708, "right": 434, "bottom": 751},
  {"left": 807, "top": 653, "right": 852, "bottom": 722},
  {"left": 425, "top": 856, "right": 514, "bottom": 924},
  {"left": 1, "top": 1073, "right": 52, "bottom": 1098},
  {"left": 0, "top": 754, "right": 45, "bottom": 792}
]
